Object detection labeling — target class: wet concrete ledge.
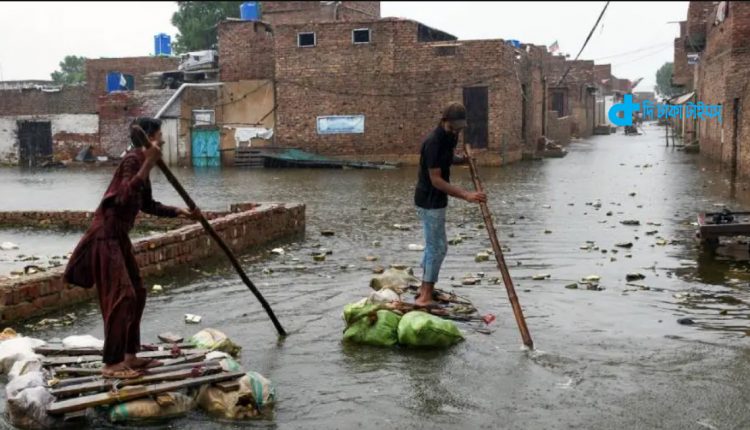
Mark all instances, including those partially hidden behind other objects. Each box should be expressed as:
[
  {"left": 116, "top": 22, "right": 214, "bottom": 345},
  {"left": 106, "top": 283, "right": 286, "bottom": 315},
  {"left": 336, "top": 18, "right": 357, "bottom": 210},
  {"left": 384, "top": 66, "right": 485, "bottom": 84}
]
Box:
[{"left": 0, "top": 202, "right": 306, "bottom": 323}]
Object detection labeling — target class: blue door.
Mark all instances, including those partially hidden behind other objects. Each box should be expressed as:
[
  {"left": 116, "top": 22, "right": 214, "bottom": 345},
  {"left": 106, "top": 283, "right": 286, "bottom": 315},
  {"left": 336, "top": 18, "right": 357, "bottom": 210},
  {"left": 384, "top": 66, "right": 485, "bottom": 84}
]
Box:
[{"left": 191, "top": 128, "right": 220, "bottom": 167}]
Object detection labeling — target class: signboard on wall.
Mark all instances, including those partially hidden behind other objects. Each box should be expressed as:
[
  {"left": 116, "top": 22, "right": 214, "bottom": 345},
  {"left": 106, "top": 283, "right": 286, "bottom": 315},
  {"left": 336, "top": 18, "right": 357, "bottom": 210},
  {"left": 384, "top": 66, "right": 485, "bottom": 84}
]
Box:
[
  {"left": 193, "top": 109, "right": 215, "bottom": 126},
  {"left": 316, "top": 115, "right": 365, "bottom": 134}
]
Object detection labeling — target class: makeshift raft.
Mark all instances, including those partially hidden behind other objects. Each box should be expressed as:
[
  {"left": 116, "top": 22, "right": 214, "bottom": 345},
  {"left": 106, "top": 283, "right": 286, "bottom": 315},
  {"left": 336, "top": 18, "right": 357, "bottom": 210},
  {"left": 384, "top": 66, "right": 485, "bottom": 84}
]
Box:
[
  {"left": 697, "top": 209, "right": 750, "bottom": 246},
  {"left": 2, "top": 329, "right": 275, "bottom": 428}
]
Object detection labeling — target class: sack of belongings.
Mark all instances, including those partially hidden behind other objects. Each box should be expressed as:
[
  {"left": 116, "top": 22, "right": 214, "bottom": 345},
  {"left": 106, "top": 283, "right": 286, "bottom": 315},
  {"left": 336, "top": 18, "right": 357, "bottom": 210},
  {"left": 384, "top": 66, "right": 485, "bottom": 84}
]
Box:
[
  {"left": 342, "top": 301, "right": 401, "bottom": 347},
  {"left": 188, "top": 328, "right": 241, "bottom": 357},
  {"left": 397, "top": 311, "right": 464, "bottom": 348},
  {"left": 0, "top": 336, "right": 45, "bottom": 374},
  {"left": 9, "top": 358, "right": 43, "bottom": 380},
  {"left": 108, "top": 392, "right": 196, "bottom": 423},
  {"left": 197, "top": 371, "right": 275, "bottom": 419},
  {"left": 6, "top": 371, "right": 58, "bottom": 429},
  {"left": 370, "top": 268, "right": 419, "bottom": 294}
]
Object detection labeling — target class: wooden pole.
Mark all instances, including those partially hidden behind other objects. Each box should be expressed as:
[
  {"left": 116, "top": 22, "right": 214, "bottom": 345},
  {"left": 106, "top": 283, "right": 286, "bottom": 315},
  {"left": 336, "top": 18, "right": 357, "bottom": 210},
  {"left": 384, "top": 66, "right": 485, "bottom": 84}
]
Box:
[
  {"left": 463, "top": 143, "right": 534, "bottom": 349},
  {"left": 665, "top": 118, "right": 669, "bottom": 147},
  {"left": 132, "top": 126, "right": 287, "bottom": 337}
]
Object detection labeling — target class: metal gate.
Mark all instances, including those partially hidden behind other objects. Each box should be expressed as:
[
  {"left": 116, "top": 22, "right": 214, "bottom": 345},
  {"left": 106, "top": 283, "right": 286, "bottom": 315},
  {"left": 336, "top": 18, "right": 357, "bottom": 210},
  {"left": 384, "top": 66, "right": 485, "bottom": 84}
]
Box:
[
  {"left": 191, "top": 128, "right": 220, "bottom": 167},
  {"left": 463, "top": 86, "right": 489, "bottom": 149},
  {"left": 17, "top": 121, "right": 53, "bottom": 168}
]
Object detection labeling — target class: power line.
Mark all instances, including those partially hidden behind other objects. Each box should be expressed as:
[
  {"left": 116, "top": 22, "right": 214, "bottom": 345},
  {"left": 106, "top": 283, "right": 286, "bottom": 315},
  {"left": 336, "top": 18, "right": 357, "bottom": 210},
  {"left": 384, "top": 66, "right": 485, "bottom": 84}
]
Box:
[
  {"left": 557, "top": 1, "right": 611, "bottom": 86},
  {"left": 612, "top": 46, "right": 672, "bottom": 67},
  {"left": 592, "top": 42, "right": 673, "bottom": 61}
]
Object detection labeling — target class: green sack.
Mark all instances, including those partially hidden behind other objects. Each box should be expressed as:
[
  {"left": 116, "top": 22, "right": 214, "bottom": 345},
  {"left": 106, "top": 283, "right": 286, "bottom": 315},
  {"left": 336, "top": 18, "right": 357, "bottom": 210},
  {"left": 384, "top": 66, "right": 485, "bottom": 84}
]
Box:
[
  {"left": 397, "top": 311, "right": 464, "bottom": 348},
  {"left": 342, "top": 302, "right": 401, "bottom": 347}
]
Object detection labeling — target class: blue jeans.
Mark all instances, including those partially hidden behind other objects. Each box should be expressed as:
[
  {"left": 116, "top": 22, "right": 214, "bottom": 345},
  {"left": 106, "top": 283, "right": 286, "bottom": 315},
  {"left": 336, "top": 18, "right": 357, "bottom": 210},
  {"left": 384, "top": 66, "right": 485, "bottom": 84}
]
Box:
[{"left": 417, "top": 206, "right": 447, "bottom": 283}]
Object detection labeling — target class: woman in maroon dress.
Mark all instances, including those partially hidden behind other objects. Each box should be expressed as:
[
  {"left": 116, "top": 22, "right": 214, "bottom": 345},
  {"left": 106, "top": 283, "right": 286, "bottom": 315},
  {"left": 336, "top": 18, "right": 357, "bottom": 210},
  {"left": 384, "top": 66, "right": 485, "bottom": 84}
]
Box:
[{"left": 64, "top": 117, "right": 200, "bottom": 379}]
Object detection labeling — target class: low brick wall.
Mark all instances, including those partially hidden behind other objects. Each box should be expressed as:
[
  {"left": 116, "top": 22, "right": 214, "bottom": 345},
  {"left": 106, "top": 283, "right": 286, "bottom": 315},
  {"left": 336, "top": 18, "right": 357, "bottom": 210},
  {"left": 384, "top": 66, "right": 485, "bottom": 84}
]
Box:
[
  {"left": 0, "top": 203, "right": 262, "bottom": 232},
  {"left": 548, "top": 113, "right": 572, "bottom": 146},
  {"left": 0, "top": 202, "right": 305, "bottom": 323}
]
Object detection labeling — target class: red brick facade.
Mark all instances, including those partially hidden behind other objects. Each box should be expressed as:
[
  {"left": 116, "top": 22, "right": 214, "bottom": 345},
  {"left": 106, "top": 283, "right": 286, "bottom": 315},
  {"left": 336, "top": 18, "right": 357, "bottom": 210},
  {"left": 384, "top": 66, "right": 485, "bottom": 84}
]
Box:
[
  {"left": 272, "top": 19, "right": 524, "bottom": 164},
  {"left": 218, "top": 21, "right": 275, "bottom": 82},
  {"left": 691, "top": 1, "right": 750, "bottom": 176},
  {"left": 0, "top": 86, "right": 94, "bottom": 115}
]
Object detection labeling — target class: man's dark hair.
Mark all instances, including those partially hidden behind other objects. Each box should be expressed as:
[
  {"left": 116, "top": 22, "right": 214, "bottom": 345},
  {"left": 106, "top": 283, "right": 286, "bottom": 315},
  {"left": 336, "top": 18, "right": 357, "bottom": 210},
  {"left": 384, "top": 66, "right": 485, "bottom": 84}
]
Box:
[{"left": 129, "top": 117, "right": 162, "bottom": 147}]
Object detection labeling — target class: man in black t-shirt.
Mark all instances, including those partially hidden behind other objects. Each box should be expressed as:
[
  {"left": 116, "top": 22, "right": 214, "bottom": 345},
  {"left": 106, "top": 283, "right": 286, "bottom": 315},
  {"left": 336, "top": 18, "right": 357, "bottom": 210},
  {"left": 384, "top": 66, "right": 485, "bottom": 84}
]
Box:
[{"left": 413, "top": 102, "right": 487, "bottom": 307}]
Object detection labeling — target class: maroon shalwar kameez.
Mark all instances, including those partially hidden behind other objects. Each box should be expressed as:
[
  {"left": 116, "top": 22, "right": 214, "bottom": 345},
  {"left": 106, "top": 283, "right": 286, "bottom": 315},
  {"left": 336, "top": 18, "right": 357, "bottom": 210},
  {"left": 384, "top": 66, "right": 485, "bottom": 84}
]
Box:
[{"left": 64, "top": 149, "right": 178, "bottom": 365}]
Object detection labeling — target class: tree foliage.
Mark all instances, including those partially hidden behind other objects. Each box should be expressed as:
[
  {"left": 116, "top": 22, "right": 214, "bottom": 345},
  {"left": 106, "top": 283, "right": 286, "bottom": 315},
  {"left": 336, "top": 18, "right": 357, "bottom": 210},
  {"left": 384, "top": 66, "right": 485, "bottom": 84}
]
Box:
[
  {"left": 655, "top": 62, "right": 681, "bottom": 99},
  {"left": 171, "top": 1, "right": 244, "bottom": 53},
  {"left": 50, "top": 55, "right": 86, "bottom": 85}
]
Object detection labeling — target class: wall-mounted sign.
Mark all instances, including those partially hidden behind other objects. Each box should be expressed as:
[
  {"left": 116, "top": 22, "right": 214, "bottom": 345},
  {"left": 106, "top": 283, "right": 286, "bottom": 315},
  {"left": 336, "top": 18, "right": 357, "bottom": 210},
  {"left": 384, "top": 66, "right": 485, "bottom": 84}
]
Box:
[
  {"left": 317, "top": 115, "right": 365, "bottom": 134},
  {"left": 192, "top": 109, "right": 215, "bottom": 126},
  {"left": 687, "top": 53, "right": 700, "bottom": 65}
]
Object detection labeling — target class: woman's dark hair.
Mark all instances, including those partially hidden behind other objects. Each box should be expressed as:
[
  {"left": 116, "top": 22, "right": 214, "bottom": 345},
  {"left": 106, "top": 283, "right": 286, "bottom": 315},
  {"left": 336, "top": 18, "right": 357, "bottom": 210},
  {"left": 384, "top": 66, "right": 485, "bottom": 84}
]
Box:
[{"left": 129, "top": 117, "right": 162, "bottom": 147}]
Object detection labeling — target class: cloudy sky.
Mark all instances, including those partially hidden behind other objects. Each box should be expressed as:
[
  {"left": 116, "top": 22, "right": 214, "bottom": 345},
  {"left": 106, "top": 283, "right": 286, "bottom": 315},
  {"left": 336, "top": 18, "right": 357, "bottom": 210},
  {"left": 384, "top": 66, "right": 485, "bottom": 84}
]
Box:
[{"left": 0, "top": 1, "right": 688, "bottom": 90}]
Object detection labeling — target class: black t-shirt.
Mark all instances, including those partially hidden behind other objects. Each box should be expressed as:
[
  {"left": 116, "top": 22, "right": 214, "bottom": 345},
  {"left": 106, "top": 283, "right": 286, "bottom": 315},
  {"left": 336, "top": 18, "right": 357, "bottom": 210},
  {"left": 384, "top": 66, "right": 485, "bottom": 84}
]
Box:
[{"left": 414, "top": 126, "right": 458, "bottom": 209}]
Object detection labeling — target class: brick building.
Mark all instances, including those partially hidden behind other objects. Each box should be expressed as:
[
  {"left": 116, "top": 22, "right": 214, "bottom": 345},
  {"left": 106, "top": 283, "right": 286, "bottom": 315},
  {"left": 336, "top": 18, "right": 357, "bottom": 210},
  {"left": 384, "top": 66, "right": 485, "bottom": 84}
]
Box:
[
  {"left": 673, "top": 1, "right": 750, "bottom": 176},
  {"left": 545, "top": 56, "right": 597, "bottom": 138},
  {"left": 0, "top": 85, "right": 98, "bottom": 166}
]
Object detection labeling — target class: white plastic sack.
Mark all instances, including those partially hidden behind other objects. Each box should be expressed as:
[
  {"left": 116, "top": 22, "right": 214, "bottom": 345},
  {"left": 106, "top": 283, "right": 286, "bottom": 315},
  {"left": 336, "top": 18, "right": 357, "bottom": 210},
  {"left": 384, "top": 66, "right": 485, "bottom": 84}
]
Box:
[
  {"left": 62, "top": 335, "right": 104, "bottom": 349},
  {"left": 0, "top": 337, "right": 45, "bottom": 374},
  {"left": 206, "top": 351, "right": 231, "bottom": 361},
  {"left": 6, "top": 371, "right": 46, "bottom": 398},
  {"left": 9, "top": 359, "right": 43, "bottom": 380},
  {"left": 367, "top": 289, "right": 400, "bottom": 304},
  {"left": 7, "top": 385, "right": 56, "bottom": 430}
]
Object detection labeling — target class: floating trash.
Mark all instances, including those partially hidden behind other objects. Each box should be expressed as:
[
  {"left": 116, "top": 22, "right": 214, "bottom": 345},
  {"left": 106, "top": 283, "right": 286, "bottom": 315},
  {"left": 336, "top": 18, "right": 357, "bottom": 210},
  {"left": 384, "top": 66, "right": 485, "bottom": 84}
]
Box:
[
  {"left": 152, "top": 284, "right": 164, "bottom": 293},
  {"left": 184, "top": 314, "right": 202, "bottom": 324},
  {"left": 626, "top": 273, "right": 646, "bottom": 282},
  {"left": 407, "top": 244, "right": 424, "bottom": 252},
  {"left": 1, "top": 242, "right": 19, "bottom": 251},
  {"left": 475, "top": 251, "right": 490, "bottom": 262},
  {"left": 620, "top": 220, "right": 640, "bottom": 226},
  {"left": 271, "top": 248, "right": 285, "bottom": 256}
]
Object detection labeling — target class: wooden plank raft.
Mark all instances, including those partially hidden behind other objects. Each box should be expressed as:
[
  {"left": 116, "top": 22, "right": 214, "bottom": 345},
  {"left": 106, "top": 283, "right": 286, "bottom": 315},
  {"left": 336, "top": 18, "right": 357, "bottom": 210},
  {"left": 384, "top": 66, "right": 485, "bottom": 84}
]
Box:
[
  {"left": 42, "top": 349, "right": 208, "bottom": 366},
  {"left": 50, "top": 364, "right": 223, "bottom": 398},
  {"left": 47, "top": 371, "right": 246, "bottom": 415},
  {"left": 50, "top": 359, "right": 222, "bottom": 388},
  {"left": 35, "top": 343, "right": 196, "bottom": 356},
  {"left": 51, "top": 352, "right": 209, "bottom": 376}
]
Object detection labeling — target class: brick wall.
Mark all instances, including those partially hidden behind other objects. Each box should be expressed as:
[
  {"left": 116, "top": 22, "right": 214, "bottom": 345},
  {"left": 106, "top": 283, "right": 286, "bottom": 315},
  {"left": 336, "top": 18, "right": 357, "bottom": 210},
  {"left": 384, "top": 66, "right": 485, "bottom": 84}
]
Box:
[
  {"left": 0, "top": 206, "right": 254, "bottom": 231},
  {"left": 85, "top": 57, "right": 179, "bottom": 105},
  {"left": 218, "top": 21, "right": 275, "bottom": 82},
  {"left": 0, "top": 86, "right": 94, "bottom": 115},
  {"left": 273, "top": 19, "right": 523, "bottom": 165},
  {"left": 0, "top": 202, "right": 305, "bottom": 323},
  {"left": 695, "top": 2, "right": 750, "bottom": 176},
  {"left": 546, "top": 58, "right": 595, "bottom": 138},
  {"left": 260, "top": 1, "right": 380, "bottom": 24},
  {"left": 519, "top": 44, "right": 548, "bottom": 155},
  {"left": 547, "top": 112, "right": 571, "bottom": 146},
  {"left": 97, "top": 90, "right": 175, "bottom": 157}
]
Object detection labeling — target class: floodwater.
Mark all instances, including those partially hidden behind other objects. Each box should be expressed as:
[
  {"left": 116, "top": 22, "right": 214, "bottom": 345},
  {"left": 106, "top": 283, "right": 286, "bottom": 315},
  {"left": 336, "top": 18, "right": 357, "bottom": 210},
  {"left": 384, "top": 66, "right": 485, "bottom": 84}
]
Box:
[{"left": 2, "top": 122, "right": 750, "bottom": 429}]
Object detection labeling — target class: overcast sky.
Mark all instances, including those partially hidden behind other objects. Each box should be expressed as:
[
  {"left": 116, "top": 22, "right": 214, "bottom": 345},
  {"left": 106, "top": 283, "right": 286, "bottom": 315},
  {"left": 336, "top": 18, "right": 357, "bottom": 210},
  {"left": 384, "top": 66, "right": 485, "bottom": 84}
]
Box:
[{"left": 0, "top": 1, "right": 688, "bottom": 90}]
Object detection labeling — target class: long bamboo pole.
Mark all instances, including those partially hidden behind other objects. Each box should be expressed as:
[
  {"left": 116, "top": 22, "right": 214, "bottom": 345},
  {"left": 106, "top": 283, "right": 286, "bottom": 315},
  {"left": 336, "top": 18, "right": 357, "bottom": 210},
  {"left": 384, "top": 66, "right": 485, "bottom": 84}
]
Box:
[
  {"left": 132, "top": 126, "right": 287, "bottom": 337},
  {"left": 463, "top": 143, "right": 533, "bottom": 349}
]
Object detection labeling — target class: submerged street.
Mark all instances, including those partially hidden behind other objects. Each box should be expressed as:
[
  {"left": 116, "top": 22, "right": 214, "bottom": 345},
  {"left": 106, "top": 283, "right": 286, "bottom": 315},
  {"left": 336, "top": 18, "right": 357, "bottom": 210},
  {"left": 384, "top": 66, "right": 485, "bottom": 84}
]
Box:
[{"left": 2, "top": 122, "right": 750, "bottom": 429}]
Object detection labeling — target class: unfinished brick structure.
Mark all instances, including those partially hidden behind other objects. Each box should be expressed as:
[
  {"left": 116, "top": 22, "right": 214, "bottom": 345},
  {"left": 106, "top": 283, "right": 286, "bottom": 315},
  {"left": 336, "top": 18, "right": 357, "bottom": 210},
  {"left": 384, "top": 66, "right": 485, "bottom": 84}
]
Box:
[
  {"left": 85, "top": 57, "right": 179, "bottom": 102},
  {"left": 260, "top": 1, "right": 380, "bottom": 25}
]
